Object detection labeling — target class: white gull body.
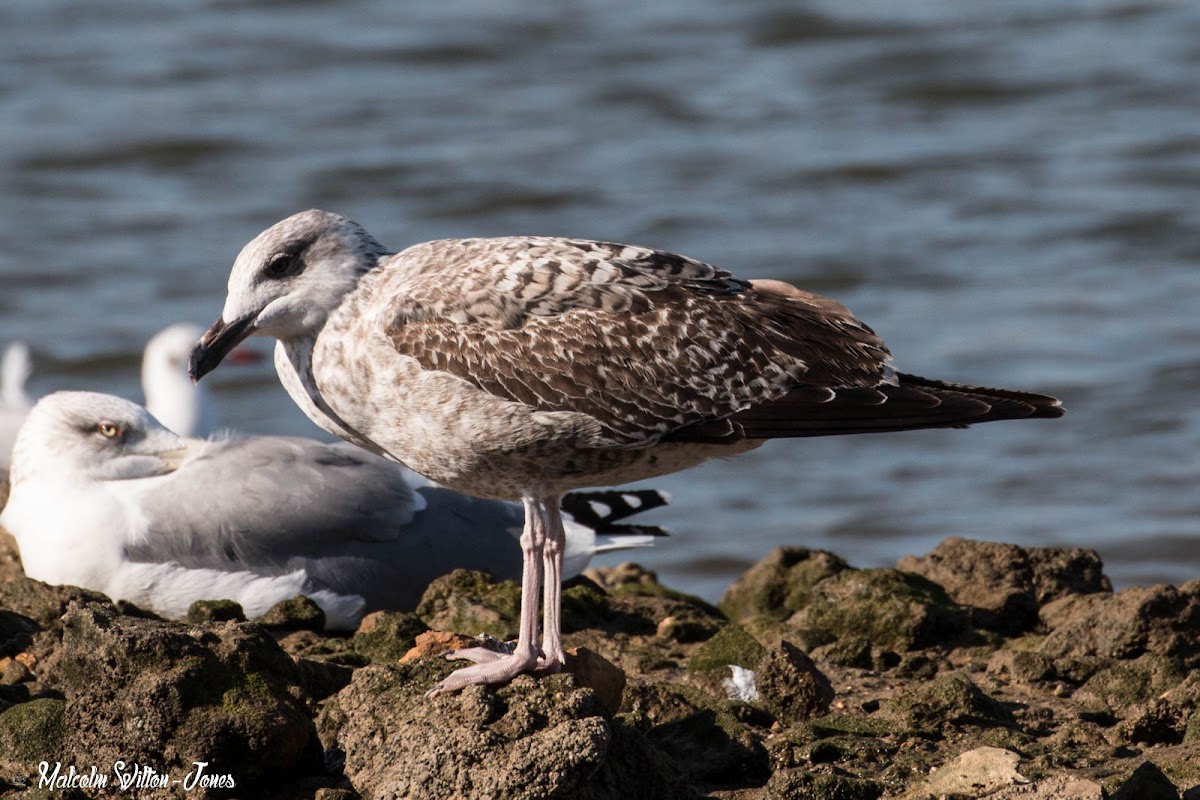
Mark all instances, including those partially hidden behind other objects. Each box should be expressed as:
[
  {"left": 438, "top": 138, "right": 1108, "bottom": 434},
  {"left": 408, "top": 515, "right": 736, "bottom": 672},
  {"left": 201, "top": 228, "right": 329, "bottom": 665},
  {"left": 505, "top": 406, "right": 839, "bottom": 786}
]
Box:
[
  {"left": 0, "top": 341, "right": 34, "bottom": 472},
  {"left": 189, "top": 209, "right": 1062, "bottom": 694},
  {"left": 142, "top": 322, "right": 222, "bottom": 438},
  {"left": 0, "top": 392, "right": 665, "bottom": 630}
]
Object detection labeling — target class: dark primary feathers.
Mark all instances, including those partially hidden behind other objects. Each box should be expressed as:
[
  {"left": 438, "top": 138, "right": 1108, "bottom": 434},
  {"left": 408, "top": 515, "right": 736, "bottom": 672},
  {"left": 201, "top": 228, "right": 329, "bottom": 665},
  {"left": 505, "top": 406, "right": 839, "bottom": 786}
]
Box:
[
  {"left": 385, "top": 237, "right": 1061, "bottom": 445},
  {"left": 559, "top": 489, "right": 671, "bottom": 536}
]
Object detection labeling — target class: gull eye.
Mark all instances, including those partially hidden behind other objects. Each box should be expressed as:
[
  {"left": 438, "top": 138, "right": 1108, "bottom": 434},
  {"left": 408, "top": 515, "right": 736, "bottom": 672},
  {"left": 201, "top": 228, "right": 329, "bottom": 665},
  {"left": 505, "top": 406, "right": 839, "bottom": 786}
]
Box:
[
  {"left": 96, "top": 421, "right": 122, "bottom": 439},
  {"left": 266, "top": 251, "right": 298, "bottom": 278}
]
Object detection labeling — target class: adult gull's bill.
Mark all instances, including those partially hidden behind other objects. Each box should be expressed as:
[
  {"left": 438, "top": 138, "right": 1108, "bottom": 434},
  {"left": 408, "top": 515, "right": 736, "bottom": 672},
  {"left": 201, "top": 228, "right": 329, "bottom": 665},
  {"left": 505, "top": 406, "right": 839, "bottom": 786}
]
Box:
[
  {"left": 0, "top": 391, "right": 667, "bottom": 630},
  {"left": 189, "top": 209, "right": 1064, "bottom": 694}
]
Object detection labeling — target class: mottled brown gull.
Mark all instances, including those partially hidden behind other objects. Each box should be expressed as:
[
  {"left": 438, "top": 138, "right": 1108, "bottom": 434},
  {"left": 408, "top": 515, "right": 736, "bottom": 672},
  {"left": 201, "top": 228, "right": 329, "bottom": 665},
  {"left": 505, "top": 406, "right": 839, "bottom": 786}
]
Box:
[{"left": 189, "top": 209, "right": 1064, "bottom": 694}]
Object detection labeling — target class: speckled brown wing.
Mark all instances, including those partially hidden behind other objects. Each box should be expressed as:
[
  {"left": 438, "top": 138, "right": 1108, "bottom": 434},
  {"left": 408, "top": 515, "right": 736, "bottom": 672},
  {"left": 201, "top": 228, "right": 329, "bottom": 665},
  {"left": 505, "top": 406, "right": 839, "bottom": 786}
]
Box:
[{"left": 383, "top": 237, "right": 894, "bottom": 447}]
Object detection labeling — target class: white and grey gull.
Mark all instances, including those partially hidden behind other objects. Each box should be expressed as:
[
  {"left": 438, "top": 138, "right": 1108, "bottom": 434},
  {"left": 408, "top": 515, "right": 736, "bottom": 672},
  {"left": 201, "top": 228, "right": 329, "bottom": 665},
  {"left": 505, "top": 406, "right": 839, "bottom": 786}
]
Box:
[
  {"left": 188, "top": 209, "right": 1064, "bottom": 694},
  {"left": 0, "top": 391, "right": 667, "bottom": 630},
  {"left": 0, "top": 341, "right": 34, "bottom": 473}
]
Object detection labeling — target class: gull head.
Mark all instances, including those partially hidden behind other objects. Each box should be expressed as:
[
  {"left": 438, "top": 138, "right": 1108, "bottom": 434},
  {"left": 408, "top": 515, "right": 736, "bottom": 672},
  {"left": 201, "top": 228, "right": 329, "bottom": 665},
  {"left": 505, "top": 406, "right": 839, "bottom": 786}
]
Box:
[
  {"left": 189, "top": 209, "right": 388, "bottom": 382},
  {"left": 9, "top": 391, "right": 191, "bottom": 486},
  {"left": 1, "top": 341, "right": 33, "bottom": 409}
]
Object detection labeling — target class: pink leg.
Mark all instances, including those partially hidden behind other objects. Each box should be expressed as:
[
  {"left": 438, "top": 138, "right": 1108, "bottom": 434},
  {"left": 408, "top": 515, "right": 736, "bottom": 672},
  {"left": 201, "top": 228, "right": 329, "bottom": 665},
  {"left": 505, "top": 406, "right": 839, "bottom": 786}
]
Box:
[
  {"left": 539, "top": 495, "right": 567, "bottom": 671},
  {"left": 425, "top": 495, "right": 547, "bottom": 697}
]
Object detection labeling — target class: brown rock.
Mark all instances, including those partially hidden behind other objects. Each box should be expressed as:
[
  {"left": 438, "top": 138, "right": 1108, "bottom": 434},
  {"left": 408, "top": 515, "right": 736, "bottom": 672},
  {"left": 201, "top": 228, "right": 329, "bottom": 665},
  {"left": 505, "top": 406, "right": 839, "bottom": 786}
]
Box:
[
  {"left": 323, "top": 662, "right": 697, "bottom": 800},
  {"left": 401, "top": 637, "right": 626, "bottom": 715},
  {"left": 897, "top": 537, "right": 1110, "bottom": 633},
  {"left": 1039, "top": 582, "right": 1200, "bottom": 666},
  {"left": 399, "top": 630, "right": 490, "bottom": 663},
  {"left": 987, "top": 775, "right": 1103, "bottom": 799},
  {"left": 755, "top": 640, "right": 834, "bottom": 724},
  {"left": 1, "top": 602, "right": 319, "bottom": 791},
  {"left": 987, "top": 649, "right": 1058, "bottom": 685},
  {"left": 564, "top": 646, "right": 626, "bottom": 716},
  {"left": 913, "top": 746, "right": 1028, "bottom": 798}
]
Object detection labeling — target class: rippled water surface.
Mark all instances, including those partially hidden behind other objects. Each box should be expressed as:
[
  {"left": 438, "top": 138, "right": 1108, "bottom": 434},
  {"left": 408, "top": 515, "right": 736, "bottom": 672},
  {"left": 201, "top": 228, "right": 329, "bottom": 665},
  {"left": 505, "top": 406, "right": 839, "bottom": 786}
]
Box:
[{"left": 2, "top": 0, "right": 1198, "bottom": 601}]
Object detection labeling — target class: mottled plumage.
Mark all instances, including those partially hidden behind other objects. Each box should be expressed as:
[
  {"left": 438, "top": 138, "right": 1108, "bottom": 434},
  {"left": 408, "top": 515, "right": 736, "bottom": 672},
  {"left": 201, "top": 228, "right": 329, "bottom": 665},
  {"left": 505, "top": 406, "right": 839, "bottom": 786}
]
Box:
[{"left": 190, "top": 209, "right": 1063, "bottom": 694}]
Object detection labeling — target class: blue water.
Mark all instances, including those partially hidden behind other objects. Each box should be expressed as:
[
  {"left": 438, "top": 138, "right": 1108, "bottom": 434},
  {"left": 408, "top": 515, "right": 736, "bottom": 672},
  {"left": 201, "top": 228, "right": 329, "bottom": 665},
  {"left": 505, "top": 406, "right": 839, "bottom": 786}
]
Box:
[{"left": 2, "top": 0, "right": 1198, "bottom": 601}]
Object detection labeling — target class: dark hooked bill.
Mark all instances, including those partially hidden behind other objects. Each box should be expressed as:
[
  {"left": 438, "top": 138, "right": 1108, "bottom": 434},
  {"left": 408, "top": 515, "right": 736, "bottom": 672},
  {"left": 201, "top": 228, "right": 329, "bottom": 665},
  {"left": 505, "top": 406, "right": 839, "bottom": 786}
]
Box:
[{"left": 188, "top": 314, "right": 257, "bottom": 383}]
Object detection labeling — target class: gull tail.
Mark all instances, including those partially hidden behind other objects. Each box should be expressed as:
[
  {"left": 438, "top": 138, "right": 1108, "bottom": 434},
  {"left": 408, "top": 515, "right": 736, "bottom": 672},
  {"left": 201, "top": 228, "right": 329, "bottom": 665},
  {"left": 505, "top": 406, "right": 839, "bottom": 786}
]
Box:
[
  {"left": 733, "top": 373, "right": 1064, "bottom": 439},
  {"left": 562, "top": 489, "right": 670, "bottom": 552},
  {"left": 562, "top": 489, "right": 670, "bottom": 531}
]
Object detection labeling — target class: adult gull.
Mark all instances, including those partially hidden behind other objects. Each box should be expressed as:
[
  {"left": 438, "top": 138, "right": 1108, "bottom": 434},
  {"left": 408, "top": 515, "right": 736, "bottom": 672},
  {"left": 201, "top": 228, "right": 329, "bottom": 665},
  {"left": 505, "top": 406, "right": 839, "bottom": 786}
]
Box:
[
  {"left": 0, "top": 391, "right": 667, "bottom": 630},
  {"left": 0, "top": 341, "right": 34, "bottom": 472},
  {"left": 142, "top": 323, "right": 223, "bottom": 438},
  {"left": 189, "top": 209, "right": 1064, "bottom": 694},
  {"left": 143, "top": 321, "right": 262, "bottom": 437}
]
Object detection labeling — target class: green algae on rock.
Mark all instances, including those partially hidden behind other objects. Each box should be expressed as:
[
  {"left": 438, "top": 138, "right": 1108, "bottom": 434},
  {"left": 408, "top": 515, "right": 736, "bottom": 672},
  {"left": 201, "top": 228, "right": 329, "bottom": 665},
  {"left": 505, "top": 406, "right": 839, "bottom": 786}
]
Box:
[
  {"left": 797, "top": 568, "right": 968, "bottom": 651},
  {"left": 415, "top": 568, "right": 523, "bottom": 640},
  {"left": 718, "top": 547, "right": 849, "bottom": 628}
]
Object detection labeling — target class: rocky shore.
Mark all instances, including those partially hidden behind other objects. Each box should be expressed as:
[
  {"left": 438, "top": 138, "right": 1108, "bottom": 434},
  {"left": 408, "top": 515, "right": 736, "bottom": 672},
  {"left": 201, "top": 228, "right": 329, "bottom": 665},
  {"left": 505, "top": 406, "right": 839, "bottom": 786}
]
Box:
[{"left": 0, "top": 527, "right": 1197, "bottom": 799}]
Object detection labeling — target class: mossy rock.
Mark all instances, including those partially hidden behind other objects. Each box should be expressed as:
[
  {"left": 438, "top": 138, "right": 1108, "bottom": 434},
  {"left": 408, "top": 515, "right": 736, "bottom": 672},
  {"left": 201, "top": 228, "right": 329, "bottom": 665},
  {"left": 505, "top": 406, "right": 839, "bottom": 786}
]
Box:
[
  {"left": 415, "top": 569, "right": 522, "bottom": 639},
  {"left": 813, "top": 634, "right": 874, "bottom": 669},
  {"left": 797, "top": 568, "right": 968, "bottom": 651},
  {"left": 688, "top": 625, "right": 766, "bottom": 673},
  {"left": 352, "top": 610, "right": 429, "bottom": 663},
  {"left": 719, "top": 547, "right": 849, "bottom": 625},
  {"left": 1187, "top": 710, "right": 1200, "bottom": 743},
  {"left": 0, "top": 578, "right": 111, "bottom": 630},
  {"left": 806, "top": 713, "right": 906, "bottom": 740},
  {"left": 52, "top": 603, "right": 319, "bottom": 785},
  {"left": 881, "top": 672, "right": 1013, "bottom": 736},
  {"left": 186, "top": 598, "right": 247, "bottom": 625},
  {"left": 0, "top": 698, "right": 66, "bottom": 764},
  {"left": 561, "top": 576, "right": 612, "bottom": 632},
  {"left": 1103, "top": 760, "right": 1182, "bottom": 800},
  {"left": 256, "top": 595, "right": 326, "bottom": 631},
  {"left": 1074, "top": 654, "right": 1188, "bottom": 715},
  {"left": 756, "top": 641, "right": 834, "bottom": 723}
]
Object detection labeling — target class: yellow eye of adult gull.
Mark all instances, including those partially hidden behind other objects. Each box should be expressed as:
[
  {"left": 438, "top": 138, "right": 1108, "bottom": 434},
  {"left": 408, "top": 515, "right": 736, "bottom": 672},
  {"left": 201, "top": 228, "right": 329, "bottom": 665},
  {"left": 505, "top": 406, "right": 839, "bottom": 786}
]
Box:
[{"left": 189, "top": 208, "right": 1064, "bottom": 696}]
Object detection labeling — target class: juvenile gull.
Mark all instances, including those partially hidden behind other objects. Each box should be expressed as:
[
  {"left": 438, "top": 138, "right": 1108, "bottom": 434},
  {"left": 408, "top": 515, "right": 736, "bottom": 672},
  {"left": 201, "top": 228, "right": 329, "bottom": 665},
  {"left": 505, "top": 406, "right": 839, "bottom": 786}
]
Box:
[
  {"left": 0, "top": 391, "right": 667, "bottom": 630},
  {"left": 189, "top": 209, "right": 1064, "bottom": 694}
]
